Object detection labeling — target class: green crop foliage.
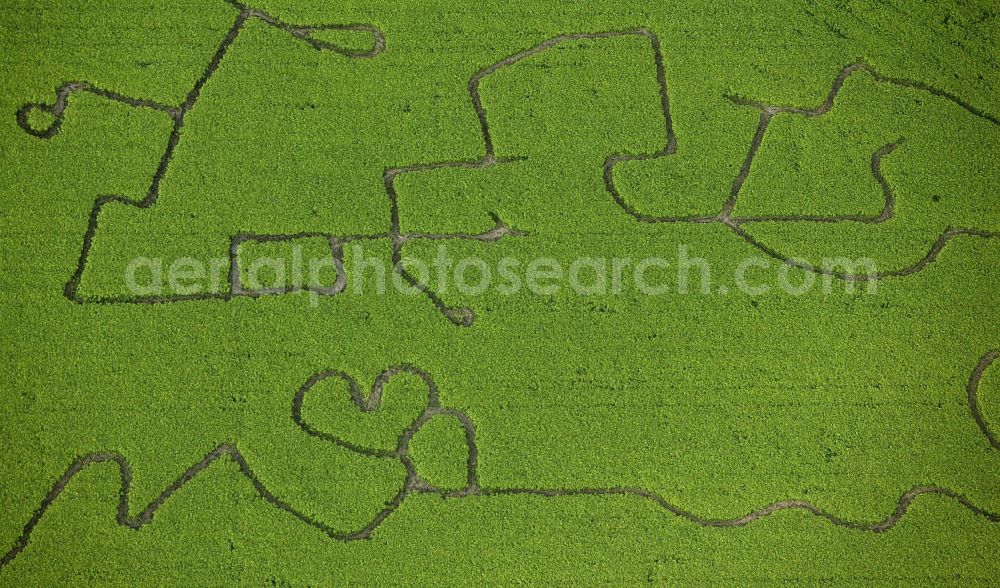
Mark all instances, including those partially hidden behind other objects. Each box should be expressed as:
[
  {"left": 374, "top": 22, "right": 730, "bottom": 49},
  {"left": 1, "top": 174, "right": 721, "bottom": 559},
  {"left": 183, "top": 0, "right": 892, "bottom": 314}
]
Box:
[
  {"left": 408, "top": 415, "right": 471, "bottom": 492},
  {"left": 1, "top": 0, "right": 999, "bottom": 584}
]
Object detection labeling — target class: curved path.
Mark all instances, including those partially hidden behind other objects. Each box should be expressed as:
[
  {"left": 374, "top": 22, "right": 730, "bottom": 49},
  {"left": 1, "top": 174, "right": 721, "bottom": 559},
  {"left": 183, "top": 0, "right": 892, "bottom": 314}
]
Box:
[
  {"left": 17, "top": 0, "right": 387, "bottom": 305},
  {"left": 3, "top": 353, "right": 999, "bottom": 568},
  {"left": 18, "top": 20, "right": 1000, "bottom": 321},
  {"left": 602, "top": 59, "right": 1000, "bottom": 279}
]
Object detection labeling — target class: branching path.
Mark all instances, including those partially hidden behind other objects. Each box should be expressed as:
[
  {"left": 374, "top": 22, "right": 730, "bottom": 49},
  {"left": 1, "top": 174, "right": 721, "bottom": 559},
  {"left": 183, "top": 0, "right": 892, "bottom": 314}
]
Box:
[
  {"left": 18, "top": 0, "right": 385, "bottom": 305},
  {"left": 20, "top": 19, "right": 1000, "bottom": 323},
  {"left": 16, "top": 0, "right": 523, "bottom": 317},
  {"left": 3, "top": 353, "right": 999, "bottom": 569},
  {"left": 376, "top": 28, "right": 1000, "bottom": 298},
  {"left": 9, "top": 8, "right": 1000, "bottom": 572},
  {"left": 603, "top": 59, "right": 1000, "bottom": 280}
]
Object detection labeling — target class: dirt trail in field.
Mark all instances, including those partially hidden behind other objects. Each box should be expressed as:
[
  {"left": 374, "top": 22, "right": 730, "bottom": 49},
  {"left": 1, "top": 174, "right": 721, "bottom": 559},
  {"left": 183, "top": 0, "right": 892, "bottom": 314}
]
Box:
[
  {"left": 20, "top": 12, "right": 999, "bottom": 324},
  {"left": 6, "top": 3, "right": 1000, "bottom": 569},
  {"left": 3, "top": 353, "right": 1000, "bottom": 568}
]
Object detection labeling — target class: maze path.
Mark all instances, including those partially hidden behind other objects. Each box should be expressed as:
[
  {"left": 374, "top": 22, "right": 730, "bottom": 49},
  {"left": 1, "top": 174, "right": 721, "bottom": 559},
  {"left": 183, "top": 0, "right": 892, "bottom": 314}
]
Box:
[
  {"left": 8, "top": 2, "right": 1000, "bottom": 571},
  {"left": 20, "top": 16, "right": 999, "bottom": 323},
  {"left": 604, "top": 63, "right": 1000, "bottom": 280},
  {"left": 20, "top": 0, "right": 524, "bottom": 322},
  {"left": 16, "top": 1, "right": 387, "bottom": 304},
  {"left": 3, "top": 353, "right": 1000, "bottom": 568}
]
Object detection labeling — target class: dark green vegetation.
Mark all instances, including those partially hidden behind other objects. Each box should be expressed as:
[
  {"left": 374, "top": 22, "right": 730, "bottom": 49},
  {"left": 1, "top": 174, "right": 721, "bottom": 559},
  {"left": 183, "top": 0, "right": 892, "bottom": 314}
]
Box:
[{"left": 2, "top": 0, "right": 999, "bottom": 584}]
